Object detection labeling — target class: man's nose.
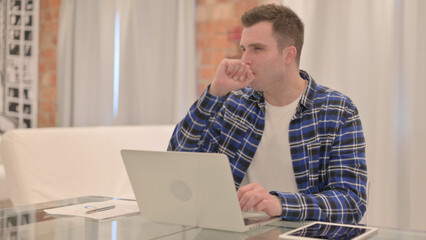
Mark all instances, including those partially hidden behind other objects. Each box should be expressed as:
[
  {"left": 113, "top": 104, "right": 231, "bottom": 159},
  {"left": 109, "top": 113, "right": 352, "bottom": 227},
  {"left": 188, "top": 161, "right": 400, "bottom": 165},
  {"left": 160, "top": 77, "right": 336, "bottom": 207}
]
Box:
[{"left": 241, "top": 52, "right": 251, "bottom": 66}]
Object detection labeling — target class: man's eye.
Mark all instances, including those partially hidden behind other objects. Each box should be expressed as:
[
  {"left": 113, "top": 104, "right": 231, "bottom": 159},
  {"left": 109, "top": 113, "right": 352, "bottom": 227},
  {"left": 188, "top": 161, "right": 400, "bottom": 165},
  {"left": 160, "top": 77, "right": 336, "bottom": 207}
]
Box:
[{"left": 254, "top": 47, "right": 262, "bottom": 51}]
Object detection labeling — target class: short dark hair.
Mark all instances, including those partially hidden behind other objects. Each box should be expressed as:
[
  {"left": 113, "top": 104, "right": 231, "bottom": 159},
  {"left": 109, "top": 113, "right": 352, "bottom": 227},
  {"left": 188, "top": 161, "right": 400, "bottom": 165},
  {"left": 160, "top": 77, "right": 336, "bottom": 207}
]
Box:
[{"left": 241, "top": 4, "right": 304, "bottom": 65}]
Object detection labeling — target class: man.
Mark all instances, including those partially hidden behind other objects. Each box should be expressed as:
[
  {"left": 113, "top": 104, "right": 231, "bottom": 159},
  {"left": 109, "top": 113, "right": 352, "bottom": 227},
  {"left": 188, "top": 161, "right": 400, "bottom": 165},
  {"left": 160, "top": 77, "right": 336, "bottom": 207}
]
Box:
[{"left": 168, "top": 4, "right": 367, "bottom": 224}]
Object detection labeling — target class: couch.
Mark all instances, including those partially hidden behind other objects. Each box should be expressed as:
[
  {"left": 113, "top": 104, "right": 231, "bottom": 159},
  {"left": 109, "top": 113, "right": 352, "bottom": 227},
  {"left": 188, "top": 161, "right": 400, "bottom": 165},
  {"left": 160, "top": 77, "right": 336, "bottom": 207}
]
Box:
[{"left": 1, "top": 125, "right": 176, "bottom": 206}]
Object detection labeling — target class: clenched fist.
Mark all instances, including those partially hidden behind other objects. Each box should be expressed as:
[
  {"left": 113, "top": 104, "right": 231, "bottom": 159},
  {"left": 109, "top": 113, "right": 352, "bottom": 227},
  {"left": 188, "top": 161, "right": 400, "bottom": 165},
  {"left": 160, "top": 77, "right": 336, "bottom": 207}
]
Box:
[{"left": 209, "top": 59, "right": 255, "bottom": 97}]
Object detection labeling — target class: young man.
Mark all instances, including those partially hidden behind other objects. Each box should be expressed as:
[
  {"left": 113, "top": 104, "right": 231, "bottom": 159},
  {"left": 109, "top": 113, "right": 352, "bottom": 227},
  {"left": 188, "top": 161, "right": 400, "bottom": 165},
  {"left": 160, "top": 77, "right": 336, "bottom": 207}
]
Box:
[{"left": 168, "top": 4, "right": 367, "bottom": 224}]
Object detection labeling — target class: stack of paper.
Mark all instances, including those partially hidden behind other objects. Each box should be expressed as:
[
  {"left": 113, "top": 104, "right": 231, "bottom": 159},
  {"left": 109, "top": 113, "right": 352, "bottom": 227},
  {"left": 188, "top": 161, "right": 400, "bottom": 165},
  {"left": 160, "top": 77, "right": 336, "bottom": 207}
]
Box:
[{"left": 44, "top": 199, "right": 139, "bottom": 220}]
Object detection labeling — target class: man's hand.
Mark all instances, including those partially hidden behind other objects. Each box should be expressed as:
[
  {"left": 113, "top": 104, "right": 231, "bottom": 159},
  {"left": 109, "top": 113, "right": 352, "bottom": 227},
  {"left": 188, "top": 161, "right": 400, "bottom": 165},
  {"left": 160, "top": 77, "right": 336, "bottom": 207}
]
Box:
[
  {"left": 237, "top": 183, "right": 282, "bottom": 217},
  {"left": 209, "top": 59, "right": 255, "bottom": 97}
]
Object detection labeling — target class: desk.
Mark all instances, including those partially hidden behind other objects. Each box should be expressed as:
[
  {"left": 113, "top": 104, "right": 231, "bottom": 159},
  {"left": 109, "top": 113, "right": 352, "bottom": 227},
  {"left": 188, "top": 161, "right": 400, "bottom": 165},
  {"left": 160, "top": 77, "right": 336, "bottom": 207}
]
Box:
[{"left": 0, "top": 196, "right": 425, "bottom": 240}]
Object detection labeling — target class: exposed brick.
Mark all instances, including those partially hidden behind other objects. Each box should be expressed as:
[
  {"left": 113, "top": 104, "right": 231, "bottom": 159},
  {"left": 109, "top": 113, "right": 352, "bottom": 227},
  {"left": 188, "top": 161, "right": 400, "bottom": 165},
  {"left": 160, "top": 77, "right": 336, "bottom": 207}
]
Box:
[
  {"left": 40, "top": 48, "right": 56, "bottom": 60},
  {"left": 51, "top": 8, "right": 60, "bottom": 20},
  {"left": 50, "top": 73, "right": 57, "bottom": 86},
  {"left": 201, "top": 51, "right": 213, "bottom": 65},
  {"left": 235, "top": 0, "right": 265, "bottom": 18},
  {"left": 49, "top": 113, "right": 56, "bottom": 126},
  {"left": 42, "top": 9, "right": 52, "bottom": 22},
  {"left": 38, "top": 0, "right": 61, "bottom": 127},
  {"left": 208, "top": 34, "right": 233, "bottom": 50},
  {"left": 39, "top": 74, "right": 50, "bottom": 87},
  {"left": 38, "top": 113, "right": 48, "bottom": 126},
  {"left": 197, "top": 36, "right": 207, "bottom": 49},
  {"left": 197, "top": 21, "right": 216, "bottom": 35},
  {"left": 202, "top": 50, "right": 225, "bottom": 66},
  {"left": 216, "top": 19, "right": 241, "bottom": 35},
  {"left": 37, "top": 111, "right": 56, "bottom": 127},
  {"left": 212, "top": 51, "right": 225, "bottom": 65},
  {"left": 43, "top": 22, "right": 59, "bottom": 33},
  {"left": 48, "top": 60, "right": 57, "bottom": 72},
  {"left": 39, "top": 62, "right": 47, "bottom": 74},
  {"left": 39, "top": 101, "right": 56, "bottom": 112},
  {"left": 198, "top": 82, "right": 209, "bottom": 97},
  {"left": 196, "top": 5, "right": 209, "bottom": 22},
  {"left": 212, "top": 3, "right": 234, "bottom": 21},
  {"left": 49, "top": 0, "right": 62, "bottom": 8},
  {"left": 199, "top": 67, "right": 216, "bottom": 80},
  {"left": 40, "top": 87, "right": 57, "bottom": 100}
]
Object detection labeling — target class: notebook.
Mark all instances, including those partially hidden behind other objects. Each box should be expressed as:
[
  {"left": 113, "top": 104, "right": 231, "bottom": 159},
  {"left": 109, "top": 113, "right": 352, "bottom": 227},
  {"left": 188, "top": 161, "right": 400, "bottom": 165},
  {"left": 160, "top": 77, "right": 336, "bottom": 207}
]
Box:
[{"left": 121, "top": 150, "right": 280, "bottom": 232}]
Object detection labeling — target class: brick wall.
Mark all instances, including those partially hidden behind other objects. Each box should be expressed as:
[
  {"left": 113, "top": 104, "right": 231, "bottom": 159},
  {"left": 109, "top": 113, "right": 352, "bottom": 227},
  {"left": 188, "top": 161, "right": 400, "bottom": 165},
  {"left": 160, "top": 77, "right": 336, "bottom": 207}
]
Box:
[
  {"left": 37, "top": 0, "right": 274, "bottom": 127},
  {"left": 38, "top": 0, "right": 60, "bottom": 127},
  {"left": 196, "top": 0, "right": 274, "bottom": 96}
]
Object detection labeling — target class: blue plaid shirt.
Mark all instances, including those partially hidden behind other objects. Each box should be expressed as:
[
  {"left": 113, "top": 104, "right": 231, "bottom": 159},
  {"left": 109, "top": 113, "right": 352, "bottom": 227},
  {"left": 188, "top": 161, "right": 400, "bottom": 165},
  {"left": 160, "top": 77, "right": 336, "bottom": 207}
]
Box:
[{"left": 168, "top": 70, "right": 367, "bottom": 224}]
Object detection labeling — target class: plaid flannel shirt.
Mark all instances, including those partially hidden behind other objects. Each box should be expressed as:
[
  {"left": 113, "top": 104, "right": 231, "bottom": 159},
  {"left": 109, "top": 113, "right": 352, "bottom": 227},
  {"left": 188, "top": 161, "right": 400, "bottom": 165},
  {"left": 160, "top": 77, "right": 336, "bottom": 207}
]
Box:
[{"left": 168, "top": 70, "right": 367, "bottom": 224}]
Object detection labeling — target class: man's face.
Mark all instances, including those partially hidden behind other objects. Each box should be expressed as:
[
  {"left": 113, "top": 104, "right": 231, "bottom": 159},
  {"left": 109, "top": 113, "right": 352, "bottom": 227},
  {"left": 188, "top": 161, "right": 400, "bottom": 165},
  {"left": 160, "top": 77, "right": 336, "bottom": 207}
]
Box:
[{"left": 240, "top": 21, "right": 286, "bottom": 92}]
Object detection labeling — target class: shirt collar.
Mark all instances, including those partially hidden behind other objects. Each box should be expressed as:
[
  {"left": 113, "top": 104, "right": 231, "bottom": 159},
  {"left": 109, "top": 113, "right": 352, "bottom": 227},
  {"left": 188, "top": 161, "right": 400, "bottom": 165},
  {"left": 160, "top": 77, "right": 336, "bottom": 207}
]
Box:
[{"left": 299, "top": 69, "right": 316, "bottom": 111}]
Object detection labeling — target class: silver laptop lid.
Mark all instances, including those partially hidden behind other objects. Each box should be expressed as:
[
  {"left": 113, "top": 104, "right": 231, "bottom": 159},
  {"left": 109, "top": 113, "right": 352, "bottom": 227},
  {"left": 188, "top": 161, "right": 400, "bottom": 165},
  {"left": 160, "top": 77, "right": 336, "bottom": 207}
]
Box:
[{"left": 121, "top": 150, "right": 250, "bottom": 232}]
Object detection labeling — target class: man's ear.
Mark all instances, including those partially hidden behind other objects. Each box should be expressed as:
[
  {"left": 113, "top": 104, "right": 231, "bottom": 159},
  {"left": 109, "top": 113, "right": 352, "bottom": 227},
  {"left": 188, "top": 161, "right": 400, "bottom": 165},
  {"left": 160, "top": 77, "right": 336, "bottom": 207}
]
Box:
[{"left": 282, "top": 46, "right": 297, "bottom": 64}]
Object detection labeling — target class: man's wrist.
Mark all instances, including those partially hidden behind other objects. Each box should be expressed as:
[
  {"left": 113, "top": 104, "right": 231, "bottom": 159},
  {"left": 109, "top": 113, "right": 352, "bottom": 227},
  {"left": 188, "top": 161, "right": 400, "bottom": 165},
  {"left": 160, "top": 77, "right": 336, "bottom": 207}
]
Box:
[
  {"left": 274, "top": 195, "right": 282, "bottom": 206},
  {"left": 208, "top": 84, "right": 228, "bottom": 97},
  {"left": 272, "top": 195, "right": 282, "bottom": 217}
]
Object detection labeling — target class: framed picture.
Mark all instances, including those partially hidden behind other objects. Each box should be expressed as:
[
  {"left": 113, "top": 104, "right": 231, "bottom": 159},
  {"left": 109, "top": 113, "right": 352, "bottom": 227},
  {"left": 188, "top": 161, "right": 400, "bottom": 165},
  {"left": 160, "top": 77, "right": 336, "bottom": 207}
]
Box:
[{"left": 1, "top": 0, "right": 39, "bottom": 129}]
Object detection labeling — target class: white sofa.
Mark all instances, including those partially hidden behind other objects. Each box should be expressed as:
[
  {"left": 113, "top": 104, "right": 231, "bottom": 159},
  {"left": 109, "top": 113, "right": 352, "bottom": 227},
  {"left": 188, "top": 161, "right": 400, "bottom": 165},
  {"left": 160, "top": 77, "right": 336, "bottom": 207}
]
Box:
[{"left": 1, "top": 125, "right": 176, "bottom": 206}]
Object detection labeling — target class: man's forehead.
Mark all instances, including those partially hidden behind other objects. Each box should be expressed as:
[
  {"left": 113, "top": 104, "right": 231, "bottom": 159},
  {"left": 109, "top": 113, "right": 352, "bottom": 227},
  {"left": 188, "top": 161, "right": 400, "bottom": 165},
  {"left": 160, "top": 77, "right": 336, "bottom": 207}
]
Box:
[{"left": 240, "top": 23, "right": 276, "bottom": 47}]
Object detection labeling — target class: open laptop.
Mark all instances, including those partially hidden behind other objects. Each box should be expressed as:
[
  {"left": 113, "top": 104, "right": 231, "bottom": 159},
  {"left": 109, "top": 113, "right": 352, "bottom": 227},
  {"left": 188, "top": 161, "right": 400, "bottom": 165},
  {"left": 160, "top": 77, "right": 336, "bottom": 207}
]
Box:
[{"left": 121, "top": 150, "right": 280, "bottom": 232}]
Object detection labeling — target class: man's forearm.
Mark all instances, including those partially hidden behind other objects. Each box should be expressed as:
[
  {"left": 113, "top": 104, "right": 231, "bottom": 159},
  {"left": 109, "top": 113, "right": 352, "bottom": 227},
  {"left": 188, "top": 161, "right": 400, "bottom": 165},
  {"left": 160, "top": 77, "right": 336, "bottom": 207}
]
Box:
[
  {"left": 168, "top": 86, "right": 226, "bottom": 152},
  {"left": 272, "top": 188, "right": 366, "bottom": 224}
]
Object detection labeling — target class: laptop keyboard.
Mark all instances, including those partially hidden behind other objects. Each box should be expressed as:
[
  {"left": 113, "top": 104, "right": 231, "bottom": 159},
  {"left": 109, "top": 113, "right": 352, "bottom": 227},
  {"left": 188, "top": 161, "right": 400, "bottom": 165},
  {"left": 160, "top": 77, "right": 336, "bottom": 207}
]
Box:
[{"left": 244, "top": 218, "right": 263, "bottom": 226}]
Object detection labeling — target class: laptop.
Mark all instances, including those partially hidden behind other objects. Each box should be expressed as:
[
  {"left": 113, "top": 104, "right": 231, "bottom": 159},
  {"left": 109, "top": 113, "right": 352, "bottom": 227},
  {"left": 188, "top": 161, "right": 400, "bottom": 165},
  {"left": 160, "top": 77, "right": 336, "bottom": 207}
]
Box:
[{"left": 121, "top": 150, "right": 280, "bottom": 232}]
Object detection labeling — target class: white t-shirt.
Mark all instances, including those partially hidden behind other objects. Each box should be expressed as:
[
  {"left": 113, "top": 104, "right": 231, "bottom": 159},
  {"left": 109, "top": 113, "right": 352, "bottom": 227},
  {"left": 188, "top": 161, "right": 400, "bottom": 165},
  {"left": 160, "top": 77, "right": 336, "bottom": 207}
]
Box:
[{"left": 241, "top": 95, "right": 301, "bottom": 193}]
